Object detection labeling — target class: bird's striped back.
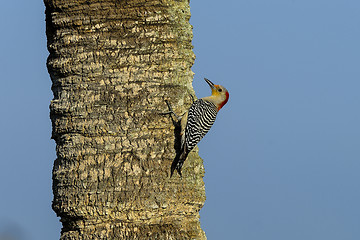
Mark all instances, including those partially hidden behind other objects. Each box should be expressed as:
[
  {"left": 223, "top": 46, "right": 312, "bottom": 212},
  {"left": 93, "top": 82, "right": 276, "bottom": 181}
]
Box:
[{"left": 184, "top": 99, "right": 218, "bottom": 153}]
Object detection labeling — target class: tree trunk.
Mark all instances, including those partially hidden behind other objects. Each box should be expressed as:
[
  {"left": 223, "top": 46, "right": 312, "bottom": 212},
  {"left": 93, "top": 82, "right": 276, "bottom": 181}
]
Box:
[{"left": 45, "top": 0, "right": 206, "bottom": 239}]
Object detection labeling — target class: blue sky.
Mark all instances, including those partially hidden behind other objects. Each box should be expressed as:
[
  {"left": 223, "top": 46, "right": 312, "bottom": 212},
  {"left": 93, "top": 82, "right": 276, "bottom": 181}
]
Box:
[{"left": 1, "top": 0, "right": 360, "bottom": 239}]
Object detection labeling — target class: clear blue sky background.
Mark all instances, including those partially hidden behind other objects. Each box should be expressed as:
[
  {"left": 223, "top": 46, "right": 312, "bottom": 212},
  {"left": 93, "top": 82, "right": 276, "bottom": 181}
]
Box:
[{"left": 1, "top": 0, "right": 359, "bottom": 239}]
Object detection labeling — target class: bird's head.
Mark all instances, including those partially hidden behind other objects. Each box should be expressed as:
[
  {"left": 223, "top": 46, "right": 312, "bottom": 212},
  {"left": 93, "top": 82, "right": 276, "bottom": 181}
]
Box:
[{"left": 204, "top": 78, "right": 229, "bottom": 111}]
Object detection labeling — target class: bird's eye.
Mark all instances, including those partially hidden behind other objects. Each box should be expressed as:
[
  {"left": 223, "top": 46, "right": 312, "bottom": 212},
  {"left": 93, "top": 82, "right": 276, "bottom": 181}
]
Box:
[{"left": 218, "top": 88, "right": 223, "bottom": 92}]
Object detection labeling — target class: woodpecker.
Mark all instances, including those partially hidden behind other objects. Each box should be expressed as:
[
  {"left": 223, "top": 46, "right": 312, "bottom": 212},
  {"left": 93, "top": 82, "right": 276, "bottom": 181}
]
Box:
[{"left": 169, "top": 78, "right": 229, "bottom": 177}]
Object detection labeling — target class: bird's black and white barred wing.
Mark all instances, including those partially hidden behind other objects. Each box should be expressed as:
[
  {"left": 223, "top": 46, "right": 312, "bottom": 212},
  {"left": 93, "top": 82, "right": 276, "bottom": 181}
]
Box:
[{"left": 184, "top": 99, "right": 218, "bottom": 153}]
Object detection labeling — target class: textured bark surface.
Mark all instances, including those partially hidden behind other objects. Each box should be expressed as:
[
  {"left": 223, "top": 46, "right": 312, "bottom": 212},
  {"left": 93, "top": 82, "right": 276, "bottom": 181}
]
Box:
[{"left": 45, "top": 0, "right": 206, "bottom": 239}]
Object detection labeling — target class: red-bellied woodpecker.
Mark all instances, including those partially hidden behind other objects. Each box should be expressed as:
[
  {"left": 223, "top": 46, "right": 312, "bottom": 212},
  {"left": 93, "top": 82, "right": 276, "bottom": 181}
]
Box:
[{"left": 167, "top": 78, "right": 229, "bottom": 177}]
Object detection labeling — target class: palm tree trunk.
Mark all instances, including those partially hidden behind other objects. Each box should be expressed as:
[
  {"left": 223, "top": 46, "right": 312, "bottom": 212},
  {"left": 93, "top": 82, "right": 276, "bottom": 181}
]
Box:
[{"left": 44, "top": 0, "right": 206, "bottom": 239}]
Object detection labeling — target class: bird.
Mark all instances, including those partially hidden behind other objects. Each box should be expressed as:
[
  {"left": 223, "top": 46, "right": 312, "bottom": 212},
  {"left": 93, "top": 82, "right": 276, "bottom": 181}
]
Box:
[{"left": 167, "top": 78, "right": 229, "bottom": 177}]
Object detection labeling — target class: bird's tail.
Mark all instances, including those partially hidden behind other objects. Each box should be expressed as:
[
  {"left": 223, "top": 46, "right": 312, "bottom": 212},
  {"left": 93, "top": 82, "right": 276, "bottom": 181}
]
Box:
[{"left": 170, "top": 150, "right": 188, "bottom": 177}]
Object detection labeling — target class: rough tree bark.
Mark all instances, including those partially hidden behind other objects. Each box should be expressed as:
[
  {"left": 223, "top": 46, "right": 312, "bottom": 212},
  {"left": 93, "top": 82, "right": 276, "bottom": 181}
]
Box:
[{"left": 45, "top": 0, "right": 206, "bottom": 239}]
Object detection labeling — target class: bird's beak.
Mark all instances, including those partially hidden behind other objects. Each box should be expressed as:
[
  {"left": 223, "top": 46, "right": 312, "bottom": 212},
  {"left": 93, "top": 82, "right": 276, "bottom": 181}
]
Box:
[{"left": 204, "top": 78, "right": 216, "bottom": 90}]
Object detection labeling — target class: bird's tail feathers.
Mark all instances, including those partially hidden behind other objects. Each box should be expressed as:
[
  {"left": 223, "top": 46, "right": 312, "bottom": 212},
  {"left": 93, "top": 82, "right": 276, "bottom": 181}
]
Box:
[{"left": 170, "top": 150, "right": 188, "bottom": 177}]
